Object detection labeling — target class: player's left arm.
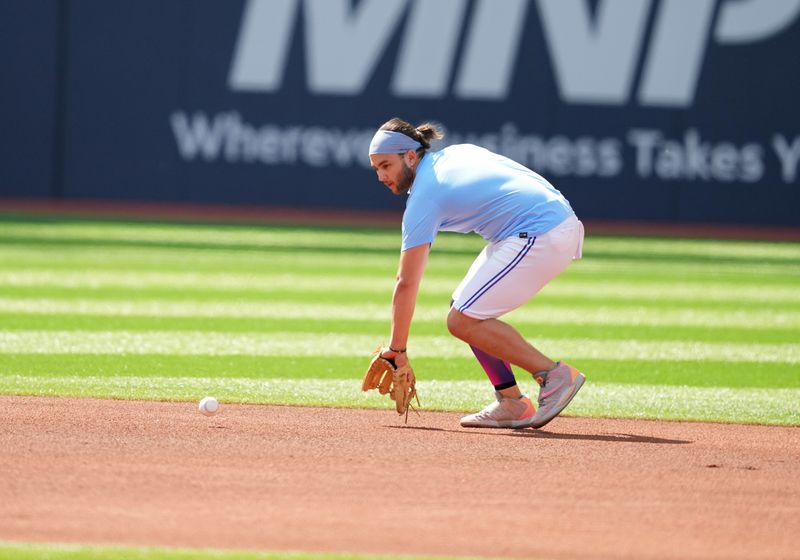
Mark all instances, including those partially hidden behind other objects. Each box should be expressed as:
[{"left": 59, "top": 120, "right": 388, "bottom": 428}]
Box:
[{"left": 381, "top": 242, "right": 430, "bottom": 367}]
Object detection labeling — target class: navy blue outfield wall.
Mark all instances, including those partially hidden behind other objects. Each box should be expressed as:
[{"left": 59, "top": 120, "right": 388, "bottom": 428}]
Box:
[
  {"left": 2, "top": 0, "right": 799, "bottom": 227},
  {"left": 0, "top": 2, "right": 60, "bottom": 198}
]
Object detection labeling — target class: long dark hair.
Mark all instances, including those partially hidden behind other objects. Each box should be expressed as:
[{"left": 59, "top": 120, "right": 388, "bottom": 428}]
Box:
[{"left": 378, "top": 117, "right": 444, "bottom": 156}]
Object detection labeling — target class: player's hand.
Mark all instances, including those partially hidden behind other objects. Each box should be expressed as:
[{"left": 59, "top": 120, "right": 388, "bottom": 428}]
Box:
[
  {"left": 381, "top": 348, "right": 415, "bottom": 382},
  {"left": 380, "top": 347, "right": 410, "bottom": 369}
]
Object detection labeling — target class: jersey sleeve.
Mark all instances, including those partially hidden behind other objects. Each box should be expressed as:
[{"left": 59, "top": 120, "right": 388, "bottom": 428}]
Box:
[{"left": 401, "top": 199, "right": 442, "bottom": 251}]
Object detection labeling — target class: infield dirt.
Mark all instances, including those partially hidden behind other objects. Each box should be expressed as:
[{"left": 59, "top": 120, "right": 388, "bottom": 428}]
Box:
[{"left": 2, "top": 396, "right": 798, "bottom": 560}]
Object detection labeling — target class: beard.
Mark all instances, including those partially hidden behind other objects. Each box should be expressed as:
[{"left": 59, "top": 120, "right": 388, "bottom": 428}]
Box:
[{"left": 394, "top": 161, "right": 416, "bottom": 195}]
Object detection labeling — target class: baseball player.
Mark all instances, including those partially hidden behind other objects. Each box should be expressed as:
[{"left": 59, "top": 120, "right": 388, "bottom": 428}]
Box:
[{"left": 368, "top": 117, "right": 585, "bottom": 429}]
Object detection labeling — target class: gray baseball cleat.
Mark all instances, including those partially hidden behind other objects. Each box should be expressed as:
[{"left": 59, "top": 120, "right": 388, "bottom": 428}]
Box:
[
  {"left": 460, "top": 391, "right": 536, "bottom": 428},
  {"left": 530, "top": 362, "right": 585, "bottom": 429}
]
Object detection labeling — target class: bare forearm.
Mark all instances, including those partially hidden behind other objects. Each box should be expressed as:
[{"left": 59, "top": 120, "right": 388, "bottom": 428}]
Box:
[
  {"left": 389, "top": 279, "right": 419, "bottom": 350},
  {"left": 385, "top": 243, "right": 429, "bottom": 354}
]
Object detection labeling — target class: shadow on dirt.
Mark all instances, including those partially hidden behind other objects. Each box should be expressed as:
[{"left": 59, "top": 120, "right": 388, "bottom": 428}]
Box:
[{"left": 387, "top": 425, "right": 691, "bottom": 445}]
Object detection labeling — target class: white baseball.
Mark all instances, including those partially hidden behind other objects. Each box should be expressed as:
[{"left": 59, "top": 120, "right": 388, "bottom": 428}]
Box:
[{"left": 199, "top": 396, "right": 220, "bottom": 416}]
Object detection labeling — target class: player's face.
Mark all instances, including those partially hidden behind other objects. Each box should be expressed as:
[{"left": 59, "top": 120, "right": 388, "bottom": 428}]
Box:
[{"left": 370, "top": 153, "right": 416, "bottom": 195}]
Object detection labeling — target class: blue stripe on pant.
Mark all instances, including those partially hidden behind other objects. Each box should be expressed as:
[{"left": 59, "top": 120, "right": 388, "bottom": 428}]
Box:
[{"left": 458, "top": 237, "right": 535, "bottom": 314}]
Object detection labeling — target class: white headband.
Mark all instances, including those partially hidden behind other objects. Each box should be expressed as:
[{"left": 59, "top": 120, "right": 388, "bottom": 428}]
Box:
[{"left": 368, "top": 130, "right": 421, "bottom": 156}]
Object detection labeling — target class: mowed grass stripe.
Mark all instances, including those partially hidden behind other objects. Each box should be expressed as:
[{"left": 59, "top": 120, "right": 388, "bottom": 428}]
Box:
[
  {"left": 2, "top": 298, "right": 799, "bottom": 330},
  {"left": 4, "top": 220, "right": 799, "bottom": 261},
  {"left": 4, "top": 355, "right": 797, "bottom": 388},
  {"left": 3, "top": 250, "right": 799, "bottom": 283},
  {"left": 5, "top": 288, "right": 796, "bottom": 313},
  {"left": 0, "top": 245, "right": 398, "bottom": 276},
  {"left": 0, "top": 375, "right": 796, "bottom": 425},
  {"left": 2, "top": 270, "right": 799, "bottom": 304},
  {"left": 2, "top": 330, "right": 798, "bottom": 364},
  {"left": 0, "top": 222, "right": 405, "bottom": 252},
  {"left": 5, "top": 314, "right": 800, "bottom": 345},
  {"left": 2, "top": 246, "right": 799, "bottom": 284}
]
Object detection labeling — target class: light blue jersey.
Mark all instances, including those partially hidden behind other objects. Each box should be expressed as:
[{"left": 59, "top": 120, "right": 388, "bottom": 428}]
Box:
[{"left": 401, "top": 144, "right": 574, "bottom": 250}]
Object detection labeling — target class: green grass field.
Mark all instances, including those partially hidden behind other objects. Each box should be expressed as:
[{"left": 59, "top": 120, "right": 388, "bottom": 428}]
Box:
[
  {"left": 1, "top": 215, "right": 799, "bottom": 427},
  {"left": 1, "top": 215, "right": 799, "bottom": 560}
]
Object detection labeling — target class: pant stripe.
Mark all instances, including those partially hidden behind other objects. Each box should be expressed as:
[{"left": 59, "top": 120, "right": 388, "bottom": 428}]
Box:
[{"left": 458, "top": 237, "right": 535, "bottom": 314}]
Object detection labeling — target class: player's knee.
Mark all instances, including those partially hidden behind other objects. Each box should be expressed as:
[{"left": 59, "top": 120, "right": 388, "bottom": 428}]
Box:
[{"left": 447, "top": 308, "right": 474, "bottom": 341}]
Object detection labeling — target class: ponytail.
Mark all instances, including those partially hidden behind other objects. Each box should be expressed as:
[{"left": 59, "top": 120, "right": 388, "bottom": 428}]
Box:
[{"left": 414, "top": 122, "right": 444, "bottom": 149}]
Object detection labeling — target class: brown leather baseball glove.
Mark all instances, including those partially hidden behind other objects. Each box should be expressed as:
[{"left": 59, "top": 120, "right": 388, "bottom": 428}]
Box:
[{"left": 362, "top": 353, "right": 419, "bottom": 422}]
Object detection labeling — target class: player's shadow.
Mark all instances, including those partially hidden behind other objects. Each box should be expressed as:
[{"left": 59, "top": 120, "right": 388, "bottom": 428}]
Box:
[
  {"left": 511, "top": 430, "right": 691, "bottom": 445},
  {"left": 387, "top": 425, "right": 691, "bottom": 445}
]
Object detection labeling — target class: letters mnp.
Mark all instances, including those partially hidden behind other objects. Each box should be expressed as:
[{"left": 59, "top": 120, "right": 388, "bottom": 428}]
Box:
[{"left": 228, "top": 0, "right": 800, "bottom": 107}]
